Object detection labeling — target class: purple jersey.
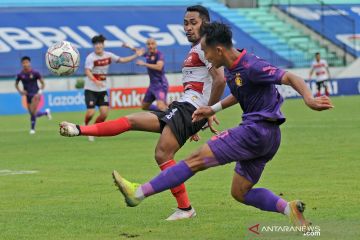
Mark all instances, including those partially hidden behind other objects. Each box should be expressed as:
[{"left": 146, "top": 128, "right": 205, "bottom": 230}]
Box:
[
  {"left": 144, "top": 50, "right": 168, "bottom": 89},
  {"left": 16, "top": 70, "right": 41, "bottom": 96},
  {"left": 225, "top": 49, "right": 286, "bottom": 124}
]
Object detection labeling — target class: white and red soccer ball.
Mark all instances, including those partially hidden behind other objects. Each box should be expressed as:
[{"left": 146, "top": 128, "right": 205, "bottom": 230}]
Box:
[{"left": 45, "top": 41, "right": 80, "bottom": 76}]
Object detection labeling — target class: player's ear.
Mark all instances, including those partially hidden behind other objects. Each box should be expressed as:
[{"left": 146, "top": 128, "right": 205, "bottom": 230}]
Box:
[{"left": 216, "top": 46, "right": 223, "bottom": 56}]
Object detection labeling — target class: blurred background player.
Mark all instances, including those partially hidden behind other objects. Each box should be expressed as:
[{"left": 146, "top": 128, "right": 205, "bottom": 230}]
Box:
[
  {"left": 309, "top": 52, "right": 331, "bottom": 97},
  {"left": 84, "top": 34, "right": 145, "bottom": 141},
  {"left": 15, "top": 56, "right": 51, "bottom": 134},
  {"left": 60, "top": 5, "right": 225, "bottom": 220},
  {"left": 136, "top": 38, "right": 169, "bottom": 111}
]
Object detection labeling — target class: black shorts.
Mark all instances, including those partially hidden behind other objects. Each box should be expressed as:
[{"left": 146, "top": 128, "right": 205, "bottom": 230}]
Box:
[
  {"left": 316, "top": 80, "right": 328, "bottom": 90},
  {"left": 152, "top": 101, "right": 208, "bottom": 146},
  {"left": 26, "top": 95, "right": 34, "bottom": 104},
  {"left": 84, "top": 90, "right": 109, "bottom": 109}
]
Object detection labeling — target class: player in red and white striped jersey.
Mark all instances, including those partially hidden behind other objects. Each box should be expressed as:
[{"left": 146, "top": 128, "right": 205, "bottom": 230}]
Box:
[
  {"left": 84, "top": 35, "right": 144, "bottom": 141},
  {"left": 60, "top": 5, "right": 225, "bottom": 219},
  {"left": 309, "top": 52, "right": 331, "bottom": 97}
]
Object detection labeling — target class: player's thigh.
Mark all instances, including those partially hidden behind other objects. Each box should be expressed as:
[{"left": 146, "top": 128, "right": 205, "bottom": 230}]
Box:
[
  {"left": 185, "top": 143, "right": 218, "bottom": 172},
  {"left": 29, "top": 95, "right": 40, "bottom": 114},
  {"left": 231, "top": 171, "right": 255, "bottom": 202},
  {"left": 126, "top": 112, "right": 161, "bottom": 133},
  {"left": 154, "top": 125, "right": 181, "bottom": 164}
]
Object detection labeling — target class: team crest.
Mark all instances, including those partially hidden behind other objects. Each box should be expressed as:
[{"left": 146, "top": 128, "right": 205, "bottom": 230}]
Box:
[
  {"left": 151, "top": 56, "right": 155, "bottom": 61},
  {"left": 191, "top": 95, "right": 198, "bottom": 101},
  {"left": 29, "top": 74, "right": 33, "bottom": 79},
  {"left": 235, "top": 73, "right": 242, "bottom": 86}
]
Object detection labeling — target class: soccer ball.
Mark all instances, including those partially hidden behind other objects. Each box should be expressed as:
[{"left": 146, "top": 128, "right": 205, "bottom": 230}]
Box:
[{"left": 45, "top": 41, "right": 80, "bottom": 76}]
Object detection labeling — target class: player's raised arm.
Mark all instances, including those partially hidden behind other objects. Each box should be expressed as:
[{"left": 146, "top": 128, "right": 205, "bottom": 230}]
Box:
[
  {"left": 136, "top": 59, "right": 164, "bottom": 71},
  {"left": 117, "top": 48, "right": 145, "bottom": 63},
  {"left": 281, "top": 71, "right": 334, "bottom": 111}
]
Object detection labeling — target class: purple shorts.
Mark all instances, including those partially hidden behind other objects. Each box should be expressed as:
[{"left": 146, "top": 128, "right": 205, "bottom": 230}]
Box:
[
  {"left": 143, "top": 87, "right": 168, "bottom": 103},
  {"left": 207, "top": 121, "right": 281, "bottom": 184}
]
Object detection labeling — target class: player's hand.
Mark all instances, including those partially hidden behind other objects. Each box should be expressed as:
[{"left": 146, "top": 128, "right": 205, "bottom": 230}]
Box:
[
  {"left": 94, "top": 80, "right": 105, "bottom": 88},
  {"left": 122, "top": 43, "right": 135, "bottom": 50},
  {"left": 207, "top": 115, "right": 220, "bottom": 134},
  {"left": 136, "top": 60, "right": 146, "bottom": 66},
  {"left": 135, "top": 48, "right": 145, "bottom": 57},
  {"left": 189, "top": 133, "right": 200, "bottom": 142},
  {"left": 20, "top": 90, "right": 27, "bottom": 96},
  {"left": 192, "top": 106, "right": 215, "bottom": 122},
  {"left": 305, "top": 95, "right": 334, "bottom": 111}
]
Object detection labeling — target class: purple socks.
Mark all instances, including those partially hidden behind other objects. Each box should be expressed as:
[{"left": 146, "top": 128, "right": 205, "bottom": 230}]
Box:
[
  {"left": 30, "top": 111, "right": 47, "bottom": 130},
  {"left": 141, "top": 161, "right": 194, "bottom": 197},
  {"left": 36, "top": 111, "right": 47, "bottom": 117},
  {"left": 244, "top": 188, "right": 287, "bottom": 214},
  {"left": 30, "top": 115, "right": 36, "bottom": 130}
]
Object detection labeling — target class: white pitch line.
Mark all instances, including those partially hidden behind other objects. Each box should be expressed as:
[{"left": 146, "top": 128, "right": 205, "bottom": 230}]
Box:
[{"left": 0, "top": 169, "right": 39, "bottom": 176}]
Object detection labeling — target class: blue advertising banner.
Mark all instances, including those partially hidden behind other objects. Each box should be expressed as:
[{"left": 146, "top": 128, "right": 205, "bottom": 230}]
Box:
[
  {"left": 278, "top": 4, "right": 360, "bottom": 56},
  {"left": 1, "top": 78, "right": 359, "bottom": 115},
  {"left": 0, "top": 90, "right": 86, "bottom": 115},
  {"left": 0, "top": 6, "right": 290, "bottom": 77}
]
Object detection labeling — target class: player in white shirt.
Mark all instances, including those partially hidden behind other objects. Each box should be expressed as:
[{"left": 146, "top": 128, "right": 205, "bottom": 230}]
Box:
[
  {"left": 309, "top": 52, "right": 331, "bottom": 97},
  {"left": 84, "top": 35, "right": 144, "bottom": 141},
  {"left": 60, "top": 6, "right": 225, "bottom": 220}
]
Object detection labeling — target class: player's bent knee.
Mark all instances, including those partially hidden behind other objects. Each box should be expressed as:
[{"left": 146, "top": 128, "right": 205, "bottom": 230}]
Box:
[
  {"left": 155, "top": 146, "right": 174, "bottom": 165},
  {"left": 231, "top": 188, "right": 247, "bottom": 203}
]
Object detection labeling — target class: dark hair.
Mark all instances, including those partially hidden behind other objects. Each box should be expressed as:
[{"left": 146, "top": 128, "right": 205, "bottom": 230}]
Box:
[
  {"left": 186, "top": 5, "right": 210, "bottom": 22},
  {"left": 21, "top": 56, "right": 31, "bottom": 62},
  {"left": 315, "top": 52, "right": 320, "bottom": 56},
  {"left": 201, "top": 22, "right": 233, "bottom": 48},
  {"left": 91, "top": 34, "right": 106, "bottom": 44}
]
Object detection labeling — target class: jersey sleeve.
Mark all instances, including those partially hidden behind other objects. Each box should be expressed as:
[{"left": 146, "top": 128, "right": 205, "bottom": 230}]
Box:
[
  {"left": 248, "top": 59, "right": 286, "bottom": 85},
  {"left": 157, "top": 51, "right": 165, "bottom": 62},
  {"left": 109, "top": 52, "right": 120, "bottom": 63},
  {"left": 35, "top": 71, "right": 42, "bottom": 80},
  {"left": 15, "top": 74, "right": 21, "bottom": 82},
  {"left": 198, "top": 49, "right": 212, "bottom": 70},
  {"left": 323, "top": 60, "right": 328, "bottom": 67},
  {"left": 85, "top": 55, "right": 94, "bottom": 70}
]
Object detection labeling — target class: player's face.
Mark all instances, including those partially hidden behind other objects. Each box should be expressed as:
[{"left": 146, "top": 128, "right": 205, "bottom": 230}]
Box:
[
  {"left": 146, "top": 39, "right": 157, "bottom": 53},
  {"left": 184, "top": 11, "right": 204, "bottom": 43},
  {"left": 315, "top": 54, "right": 320, "bottom": 61},
  {"left": 21, "top": 60, "right": 31, "bottom": 71},
  {"left": 94, "top": 42, "right": 104, "bottom": 55},
  {"left": 200, "top": 37, "right": 223, "bottom": 68}
]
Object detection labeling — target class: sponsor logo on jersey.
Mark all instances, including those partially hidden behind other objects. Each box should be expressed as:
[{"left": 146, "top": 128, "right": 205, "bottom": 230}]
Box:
[{"left": 235, "top": 73, "right": 243, "bottom": 86}]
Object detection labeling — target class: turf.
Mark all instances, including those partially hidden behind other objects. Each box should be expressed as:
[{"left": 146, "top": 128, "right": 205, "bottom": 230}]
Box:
[{"left": 0, "top": 96, "right": 359, "bottom": 240}]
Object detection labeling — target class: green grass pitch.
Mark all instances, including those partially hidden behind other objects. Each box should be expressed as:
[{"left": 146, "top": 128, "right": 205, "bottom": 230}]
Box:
[{"left": 0, "top": 96, "right": 359, "bottom": 240}]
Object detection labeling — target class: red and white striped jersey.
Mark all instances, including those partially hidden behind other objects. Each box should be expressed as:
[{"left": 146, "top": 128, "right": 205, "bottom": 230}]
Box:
[
  {"left": 84, "top": 51, "right": 120, "bottom": 92},
  {"left": 179, "top": 42, "right": 213, "bottom": 108},
  {"left": 311, "top": 59, "right": 329, "bottom": 82}
]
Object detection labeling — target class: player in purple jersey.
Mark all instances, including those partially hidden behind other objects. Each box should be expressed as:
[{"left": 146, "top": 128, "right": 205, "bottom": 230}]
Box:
[
  {"left": 136, "top": 38, "right": 168, "bottom": 111},
  {"left": 111, "top": 22, "right": 334, "bottom": 230},
  {"left": 15, "top": 56, "right": 51, "bottom": 134}
]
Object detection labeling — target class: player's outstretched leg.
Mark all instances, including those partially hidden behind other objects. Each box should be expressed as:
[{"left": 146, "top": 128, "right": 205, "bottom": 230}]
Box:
[
  {"left": 112, "top": 144, "right": 219, "bottom": 208},
  {"left": 231, "top": 173, "right": 310, "bottom": 230},
  {"left": 59, "top": 112, "right": 161, "bottom": 137}
]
